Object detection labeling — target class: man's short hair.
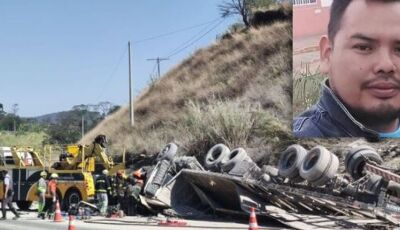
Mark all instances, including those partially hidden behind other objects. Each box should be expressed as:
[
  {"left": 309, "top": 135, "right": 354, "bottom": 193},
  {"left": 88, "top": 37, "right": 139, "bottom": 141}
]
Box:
[{"left": 328, "top": 0, "right": 400, "bottom": 42}]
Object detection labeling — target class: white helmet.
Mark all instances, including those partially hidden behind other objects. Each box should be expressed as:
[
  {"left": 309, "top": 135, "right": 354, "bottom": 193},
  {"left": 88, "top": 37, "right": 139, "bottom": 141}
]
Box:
[
  {"left": 50, "top": 173, "right": 59, "bottom": 179},
  {"left": 102, "top": 169, "right": 109, "bottom": 175},
  {"left": 40, "top": 171, "right": 47, "bottom": 177}
]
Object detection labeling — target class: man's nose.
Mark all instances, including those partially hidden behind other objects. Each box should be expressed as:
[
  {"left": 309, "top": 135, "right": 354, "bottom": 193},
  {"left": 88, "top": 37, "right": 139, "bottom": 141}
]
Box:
[{"left": 374, "top": 49, "right": 397, "bottom": 74}]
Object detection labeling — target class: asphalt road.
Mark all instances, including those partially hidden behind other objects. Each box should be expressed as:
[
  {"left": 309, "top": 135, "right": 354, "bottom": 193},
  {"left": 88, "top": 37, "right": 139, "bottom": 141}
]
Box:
[{"left": 0, "top": 210, "right": 286, "bottom": 230}]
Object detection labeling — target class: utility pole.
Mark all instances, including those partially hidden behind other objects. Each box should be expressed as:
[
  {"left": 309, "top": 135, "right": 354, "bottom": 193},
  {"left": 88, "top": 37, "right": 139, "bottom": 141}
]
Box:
[
  {"left": 147, "top": 57, "right": 169, "bottom": 78},
  {"left": 81, "top": 115, "right": 84, "bottom": 139},
  {"left": 128, "top": 41, "right": 134, "bottom": 127}
]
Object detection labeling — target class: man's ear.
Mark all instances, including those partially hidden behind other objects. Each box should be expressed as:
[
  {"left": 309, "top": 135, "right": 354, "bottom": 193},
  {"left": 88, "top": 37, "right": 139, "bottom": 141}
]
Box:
[{"left": 320, "top": 36, "right": 332, "bottom": 74}]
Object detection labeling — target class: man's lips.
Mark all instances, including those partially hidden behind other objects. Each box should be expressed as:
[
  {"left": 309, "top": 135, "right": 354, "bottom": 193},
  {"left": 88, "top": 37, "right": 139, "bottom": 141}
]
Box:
[{"left": 366, "top": 82, "right": 400, "bottom": 99}]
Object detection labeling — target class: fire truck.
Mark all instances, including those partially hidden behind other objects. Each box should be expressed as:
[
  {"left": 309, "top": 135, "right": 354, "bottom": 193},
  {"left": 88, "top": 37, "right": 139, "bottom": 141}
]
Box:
[{"left": 0, "top": 135, "right": 125, "bottom": 211}]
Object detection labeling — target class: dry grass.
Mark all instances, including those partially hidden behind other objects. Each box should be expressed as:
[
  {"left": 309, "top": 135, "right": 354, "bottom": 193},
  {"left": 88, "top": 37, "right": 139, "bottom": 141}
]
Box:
[{"left": 81, "top": 19, "right": 292, "bottom": 165}]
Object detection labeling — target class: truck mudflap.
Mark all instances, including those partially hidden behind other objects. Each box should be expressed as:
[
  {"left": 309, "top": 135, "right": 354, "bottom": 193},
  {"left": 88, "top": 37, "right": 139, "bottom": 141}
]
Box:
[{"left": 152, "top": 169, "right": 396, "bottom": 230}]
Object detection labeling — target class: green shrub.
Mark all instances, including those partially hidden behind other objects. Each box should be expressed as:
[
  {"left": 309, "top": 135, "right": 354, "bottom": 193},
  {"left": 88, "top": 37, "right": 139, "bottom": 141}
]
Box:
[
  {"left": 181, "top": 100, "right": 257, "bottom": 155},
  {"left": 293, "top": 70, "right": 326, "bottom": 116}
]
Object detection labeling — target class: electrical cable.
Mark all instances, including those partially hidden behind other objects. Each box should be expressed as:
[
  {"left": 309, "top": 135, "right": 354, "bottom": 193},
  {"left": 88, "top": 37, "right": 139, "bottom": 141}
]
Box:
[
  {"left": 96, "top": 47, "right": 128, "bottom": 101},
  {"left": 166, "top": 18, "right": 226, "bottom": 58},
  {"left": 132, "top": 18, "right": 220, "bottom": 44}
]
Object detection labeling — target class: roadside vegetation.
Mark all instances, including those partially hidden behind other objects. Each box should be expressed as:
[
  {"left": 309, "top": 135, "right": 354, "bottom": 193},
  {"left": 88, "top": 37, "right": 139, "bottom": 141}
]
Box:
[
  {"left": 0, "top": 102, "right": 120, "bottom": 148},
  {"left": 0, "top": 131, "right": 47, "bottom": 149},
  {"left": 293, "top": 69, "right": 326, "bottom": 116}
]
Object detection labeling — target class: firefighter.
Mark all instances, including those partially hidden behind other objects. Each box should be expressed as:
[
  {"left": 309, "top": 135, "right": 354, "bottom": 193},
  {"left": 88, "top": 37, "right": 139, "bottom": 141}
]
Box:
[
  {"left": 37, "top": 171, "right": 48, "bottom": 219},
  {"left": 1, "top": 170, "right": 20, "bottom": 220},
  {"left": 95, "top": 169, "right": 111, "bottom": 216},
  {"left": 42, "top": 173, "right": 58, "bottom": 219},
  {"left": 111, "top": 170, "right": 127, "bottom": 214},
  {"left": 126, "top": 170, "right": 145, "bottom": 215}
]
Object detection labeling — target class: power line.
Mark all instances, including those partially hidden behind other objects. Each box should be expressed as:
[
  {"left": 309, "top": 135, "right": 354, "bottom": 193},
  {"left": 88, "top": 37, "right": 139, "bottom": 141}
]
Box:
[
  {"left": 166, "top": 18, "right": 224, "bottom": 56},
  {"left": 166, "top": 18, "right": 226, "bottom": 58},
  {"left": 96, "top": 47, "right": 128, "bottom": 101},
  {"left": 133, "top": 18, "right": 220, "bottom": 44}
]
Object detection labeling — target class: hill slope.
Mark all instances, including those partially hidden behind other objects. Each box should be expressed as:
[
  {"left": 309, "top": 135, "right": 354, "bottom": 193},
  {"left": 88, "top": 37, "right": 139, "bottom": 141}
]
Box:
[{"left": 81, "top": 19, "right": 292, "bottom": 165}]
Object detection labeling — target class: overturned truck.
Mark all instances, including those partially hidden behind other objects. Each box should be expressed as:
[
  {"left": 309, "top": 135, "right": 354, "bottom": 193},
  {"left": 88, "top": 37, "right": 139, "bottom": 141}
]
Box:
[{"left": 138, "top": 143, "right": 400, "bottom": 230}]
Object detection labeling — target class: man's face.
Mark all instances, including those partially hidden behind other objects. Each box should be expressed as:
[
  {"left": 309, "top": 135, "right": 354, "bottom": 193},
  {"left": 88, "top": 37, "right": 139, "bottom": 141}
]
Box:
[{"left": 320, "top": 0, "right": 400, "bottom": 131}]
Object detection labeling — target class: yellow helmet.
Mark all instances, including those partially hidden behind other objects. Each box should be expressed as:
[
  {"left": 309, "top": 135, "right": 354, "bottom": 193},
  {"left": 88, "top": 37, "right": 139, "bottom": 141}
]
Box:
[
  {"left": 40, "top": 171, "right": 47, "bottom": 177},
  {"left": 50, "top": 173, "right": 59, "bottom": 179}
]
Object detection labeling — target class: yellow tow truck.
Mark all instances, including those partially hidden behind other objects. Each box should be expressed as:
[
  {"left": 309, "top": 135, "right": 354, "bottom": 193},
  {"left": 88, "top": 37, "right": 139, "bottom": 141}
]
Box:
[{"left": 0, "top": 135, "right": 125, "bottom": 211}]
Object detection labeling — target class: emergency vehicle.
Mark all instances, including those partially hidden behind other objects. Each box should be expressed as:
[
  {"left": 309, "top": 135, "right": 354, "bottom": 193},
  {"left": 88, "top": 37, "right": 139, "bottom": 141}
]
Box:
[{"left": 0, "top": 135, "right": 125, "bottom": 211}]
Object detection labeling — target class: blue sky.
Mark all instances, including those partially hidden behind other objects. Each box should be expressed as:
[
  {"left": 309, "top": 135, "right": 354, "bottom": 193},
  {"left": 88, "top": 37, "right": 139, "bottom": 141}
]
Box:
[{"left": 0, "top": 0, "right": 238, "bottom": 117}]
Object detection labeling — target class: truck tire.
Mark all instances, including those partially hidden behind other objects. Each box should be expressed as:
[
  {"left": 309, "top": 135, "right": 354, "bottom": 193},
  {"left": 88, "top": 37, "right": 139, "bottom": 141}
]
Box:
[
  {"left": 204, "top": 144, "right": 230, "bottom": 171},
  {"left": 16, "top": 201, "right": 32, "bottom": 211},
  {"left": 345, "top": 145, "right": 382, "bottom": 180},
  {"left": 157, "top": 143, "right": 178, "bottom": 162},
  {"left": 300, "top": 146, "right": 332, "bottom": 183},
  {"left": 152, "top": 160, "right": 170, "bottom": 186},
  {"left": 145, "top": 183, "right": 159, "bottom": 197},
  {"left": 278, "top": 144, "right": 307, "bottom": 182},
  {"left": 144, "top": 160, "right": 170, "bottom": 198},
  {"left": 220, "top": 148, "right": 249, "bottom": 172},
  {"left": 64, "top": 189, "right": 82, "bottom": 211},
  {"left": 344, "top": 145, "right": 376, "bottom": 171},
  {"left": 311, "top": 152, "right": 339, "bottom": 186}
]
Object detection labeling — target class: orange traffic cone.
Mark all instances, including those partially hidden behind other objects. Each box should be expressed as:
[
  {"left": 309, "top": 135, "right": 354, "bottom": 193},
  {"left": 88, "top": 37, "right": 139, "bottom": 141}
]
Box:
[
  {"left": 248, "top": 207, "right": 259, "bottom": 230},
  {"left": 53, "top": 200, "right": 63, "bottom": 222},
  {"left": 68, "top": 215, "right": 76, "bottom": 230}
]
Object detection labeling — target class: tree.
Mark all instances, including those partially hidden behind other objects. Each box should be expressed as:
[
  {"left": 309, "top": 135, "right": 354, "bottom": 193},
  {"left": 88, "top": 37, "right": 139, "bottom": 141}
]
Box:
[
  {"left": 97, "top": 101, "right": 113, "bottom": 117},
  {"left": 11, "top": 103, "right": 19, "bottom": 116},
  {"left": 108, "top": 105, "right": 121, "bottom": 115},
  {"left": 0, "top": 103, "right": 4, "bottom": 117},
  {"left": 10, "top": 103, "right": 19, "bottom": 132},
  {"left": 219, "top": 0, "right": 252, "bottom": 27},
  {"left": 219, "top": 0, "right": 279, "bottom": 27}
]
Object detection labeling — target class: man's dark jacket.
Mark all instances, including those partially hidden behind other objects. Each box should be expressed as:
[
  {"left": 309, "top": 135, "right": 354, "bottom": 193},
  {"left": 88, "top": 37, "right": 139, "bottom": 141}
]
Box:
[{"left": 293, "top": 80, "right": 379, "bottom": 140}]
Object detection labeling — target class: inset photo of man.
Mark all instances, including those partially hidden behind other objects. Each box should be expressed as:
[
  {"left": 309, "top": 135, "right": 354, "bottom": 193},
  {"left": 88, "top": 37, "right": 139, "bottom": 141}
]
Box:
[{"left": 293, "top": 0, "right": 400, "bottom": 139}]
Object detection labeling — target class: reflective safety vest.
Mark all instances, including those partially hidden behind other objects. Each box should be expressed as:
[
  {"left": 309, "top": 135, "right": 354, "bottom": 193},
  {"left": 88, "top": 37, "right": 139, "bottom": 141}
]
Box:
[
  {"left": 95, "top": 175, "right": 110, "bottom": 193},
  {"left": 37, "top": 177, "right": 47, "bottom": 193},
  {"left": 111, "top": 176, "right": 127, "bottom": 197}
]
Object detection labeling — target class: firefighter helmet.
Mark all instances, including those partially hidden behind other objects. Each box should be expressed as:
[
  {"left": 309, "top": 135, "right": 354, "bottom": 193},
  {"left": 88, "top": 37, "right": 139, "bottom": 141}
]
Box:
[
  {"left": 133, "top": 169, "right": 142, "bottom": 179},
  {"left": 50, "top": 173, "right": 59, "bottom": 179},
  {"left": 94, "top": 134, "right": 108, "bottom": 148},
  {"left": 102, "top": 169, "right": 109, "bottom": 175}
]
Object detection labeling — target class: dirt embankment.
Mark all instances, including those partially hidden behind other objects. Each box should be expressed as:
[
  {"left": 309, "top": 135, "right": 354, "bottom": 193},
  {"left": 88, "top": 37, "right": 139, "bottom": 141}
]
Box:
[{"left": 81, "top": 14, "right": 293, "bottom": 166}]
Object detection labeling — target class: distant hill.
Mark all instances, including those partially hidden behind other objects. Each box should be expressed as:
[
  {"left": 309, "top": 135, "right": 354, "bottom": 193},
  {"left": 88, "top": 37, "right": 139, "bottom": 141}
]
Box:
[
  {"left": 32, "top": 110, "right": 100, "bottom": 124},
  {"left": 32, "top": 111, "right": 74, "bottom": 124},
  {"left": 81, "top": 8, "right": 293, "bottom": 165}
]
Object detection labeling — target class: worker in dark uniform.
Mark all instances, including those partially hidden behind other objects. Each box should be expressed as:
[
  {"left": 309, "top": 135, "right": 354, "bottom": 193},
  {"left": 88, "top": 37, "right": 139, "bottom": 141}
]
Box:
[
  {"left": 111, "top": 170, "right": 127, "bottom": 214},
  {"left": 96, "top": 169, "right": 111, "bottom": 216},
  {"left": 126, "top": 170, "right": 145, "bottom": 215},
  {"left": 1, "top": 170, "right": 20, "bottom": 220}
]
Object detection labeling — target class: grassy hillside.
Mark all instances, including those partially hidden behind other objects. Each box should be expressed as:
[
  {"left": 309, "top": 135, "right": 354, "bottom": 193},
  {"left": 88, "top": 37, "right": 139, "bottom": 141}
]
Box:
[{"left": 81, "top": 18, "right": 292, "bottom": 165}]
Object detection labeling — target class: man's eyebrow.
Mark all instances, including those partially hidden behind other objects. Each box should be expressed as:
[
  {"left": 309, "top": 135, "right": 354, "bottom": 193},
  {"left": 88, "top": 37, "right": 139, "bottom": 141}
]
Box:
[{"left": 350, "top": 33, "right": 377, "bottom": 43}]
